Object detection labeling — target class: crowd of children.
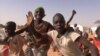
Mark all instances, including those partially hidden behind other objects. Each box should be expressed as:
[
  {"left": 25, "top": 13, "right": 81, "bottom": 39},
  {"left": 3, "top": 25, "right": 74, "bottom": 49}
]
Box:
[{"left": 0, "top": 6, "right": 100, "bottom": 56}]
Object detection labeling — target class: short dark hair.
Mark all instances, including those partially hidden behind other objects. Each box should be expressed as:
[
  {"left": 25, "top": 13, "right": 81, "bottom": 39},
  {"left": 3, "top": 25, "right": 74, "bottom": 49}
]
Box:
[
  {"left": 35, "top": 7, "right": 45, "bottom": 16},
  {"left": 53, "top": 13, "right": 65, "bottom": 23},
  {"left": 5, "top": 21, "right": 16, "bottom": 30}
]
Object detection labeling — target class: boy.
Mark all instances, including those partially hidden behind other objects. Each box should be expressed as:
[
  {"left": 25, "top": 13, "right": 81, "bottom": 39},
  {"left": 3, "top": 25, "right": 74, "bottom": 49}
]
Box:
[
  {"left": 91, "top": 26, "right": 100, "bottom": 56},
  {"left": 0, "top": 21, "right": 26, "bottom": 56},
  {"left": 23, "top": 7, "right": 53, "bottom": 56},
  {"left": 26, "top": 13, "right": 99, "bottom": 56},
  {"left": 47, "top": 13, "right": 99, "bottom": 56}
]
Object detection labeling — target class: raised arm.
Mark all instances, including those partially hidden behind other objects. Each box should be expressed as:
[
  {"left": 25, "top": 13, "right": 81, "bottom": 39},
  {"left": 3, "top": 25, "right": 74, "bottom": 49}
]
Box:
[
  {"left": 79, "top": 36, "right": 99, "bottom": 56},
  {"left": 66, "top": 10, "right": 76, "bottom": 25},
  {"left": 15, "top": 11, "right": 34, "bottom": 34}
]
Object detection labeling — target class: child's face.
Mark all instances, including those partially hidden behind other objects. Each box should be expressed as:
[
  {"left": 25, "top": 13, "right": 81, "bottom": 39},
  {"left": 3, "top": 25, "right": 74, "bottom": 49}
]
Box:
[
  {"left": 34, "top": 9, "right": 44, "bottom": 20},
  {"left": 53, "top": 16, "right": 65, "bottom": 32}
]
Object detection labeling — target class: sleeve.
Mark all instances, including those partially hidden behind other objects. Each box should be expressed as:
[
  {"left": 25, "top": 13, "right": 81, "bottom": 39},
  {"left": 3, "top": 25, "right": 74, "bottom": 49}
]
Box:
[
  {"left": 70, "top": 32, "right": 80, "bottom": 42},
  {"left": 47, "top": 31, "right": 53, "bottom": 43}
]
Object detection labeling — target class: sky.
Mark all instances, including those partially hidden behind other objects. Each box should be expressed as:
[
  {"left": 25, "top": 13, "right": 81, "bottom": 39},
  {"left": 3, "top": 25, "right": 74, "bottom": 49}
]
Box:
[{"left": 0, "top": 0, "right": 100, "bottom": 27}]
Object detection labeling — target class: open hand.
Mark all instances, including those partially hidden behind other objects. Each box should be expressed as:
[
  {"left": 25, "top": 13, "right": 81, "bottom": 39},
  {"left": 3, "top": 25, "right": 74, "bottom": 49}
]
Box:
[{"left": 26, "top": 11, "right": 34, "bottom": 25}]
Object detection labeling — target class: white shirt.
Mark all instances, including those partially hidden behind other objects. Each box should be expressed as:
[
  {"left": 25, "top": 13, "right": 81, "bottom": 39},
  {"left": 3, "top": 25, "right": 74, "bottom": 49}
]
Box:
[{"left": 48, "top": 30, "right": 84, "bottom": 56}]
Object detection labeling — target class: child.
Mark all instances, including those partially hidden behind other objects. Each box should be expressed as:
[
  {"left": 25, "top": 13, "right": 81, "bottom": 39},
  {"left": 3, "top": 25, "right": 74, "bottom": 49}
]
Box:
[
  {"left": 0, "top": 21, "right": 26, "bottom": 56},
  {"left": 48, "top": 10, "right": 76, "bottom": 56},
  {"left": 47, "top": 13, "right": 99, "bottom": 56},
  {"left": 26, "top": 7, "right": 54, "bottom": 34},
  {"left": 22, "top": 7, "right": 53, "bottom": 56},
  {"left": 26, "top": 13, "right": 99, "bottom": 56},
  {"left": 91, "top": 26, "right": 100, "bottom": 56}
]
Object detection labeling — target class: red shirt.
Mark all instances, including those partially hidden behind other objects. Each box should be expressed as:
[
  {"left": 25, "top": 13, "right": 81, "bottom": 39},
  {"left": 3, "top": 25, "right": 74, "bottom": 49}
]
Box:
[{"left": 92, "top": 37, "right": 100, "bottom": 56}]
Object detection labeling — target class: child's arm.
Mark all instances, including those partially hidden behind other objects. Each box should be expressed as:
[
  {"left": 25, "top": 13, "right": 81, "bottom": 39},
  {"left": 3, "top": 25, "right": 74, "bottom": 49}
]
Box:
[
  {"left": 79, "top": 36, "right": 99, "bottom": 56},
  {"left": 15, "top": 11, "right": 34, "bottom": 35}
]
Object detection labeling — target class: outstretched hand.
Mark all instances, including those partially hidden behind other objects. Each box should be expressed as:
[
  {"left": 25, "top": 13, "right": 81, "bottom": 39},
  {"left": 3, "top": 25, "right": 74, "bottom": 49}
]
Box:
[{"left": 26, "top": 11, "right": 34, "bottom": 25}]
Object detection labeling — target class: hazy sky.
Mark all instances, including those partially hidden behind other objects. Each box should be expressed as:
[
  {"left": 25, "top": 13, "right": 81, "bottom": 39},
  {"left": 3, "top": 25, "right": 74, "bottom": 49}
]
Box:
[{"left": 0, "top": 0, "right": 100, "bottom": 27}]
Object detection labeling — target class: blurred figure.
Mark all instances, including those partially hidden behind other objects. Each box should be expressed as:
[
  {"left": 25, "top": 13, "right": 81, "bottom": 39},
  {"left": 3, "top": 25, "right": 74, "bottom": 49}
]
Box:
[
  {"left": 20, "top": 7, "right": 54, "bottom": 56},
  {"left": 47, "top": 13, "right": 99, "bottom": 56},
  {"left": 0, "top": 21, "right": 26, "bottom": 56},
  {"left": 91, "top": 26, "right": 100, "bottom": 56}
]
